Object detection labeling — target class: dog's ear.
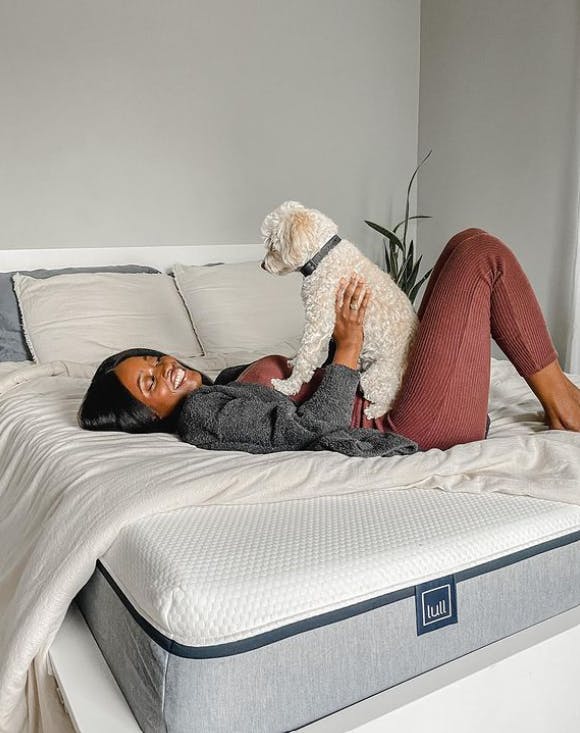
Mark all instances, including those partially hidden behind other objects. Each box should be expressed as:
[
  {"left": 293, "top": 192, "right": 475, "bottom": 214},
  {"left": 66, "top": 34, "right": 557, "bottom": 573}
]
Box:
[
  {"left": 286, "top": 209, "right": 315, "bottom": 260},
  {"left": 261, "top": 202, "right": 303, "bottom": 242}
]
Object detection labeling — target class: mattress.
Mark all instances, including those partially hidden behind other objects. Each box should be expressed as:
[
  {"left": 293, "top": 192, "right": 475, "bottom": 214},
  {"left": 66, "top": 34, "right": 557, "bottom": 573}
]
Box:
[{"left": 77, "top": 486, "right": 580, "bottom": 733}]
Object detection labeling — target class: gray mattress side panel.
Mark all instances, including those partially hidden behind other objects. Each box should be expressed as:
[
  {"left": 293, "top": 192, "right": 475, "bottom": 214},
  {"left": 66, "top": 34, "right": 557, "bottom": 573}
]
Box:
[
  {"left": 77, "top": 539, "right": 580, "bottom": 733},
  {"left": 76, "top": 570, "right": 169, "bottom": 733}
]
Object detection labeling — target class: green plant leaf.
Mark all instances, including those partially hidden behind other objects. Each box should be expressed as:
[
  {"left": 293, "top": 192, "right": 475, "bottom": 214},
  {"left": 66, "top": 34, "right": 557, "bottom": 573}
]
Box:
[
  {"left": 388, "top": 240, "right": 400, "bottom": 278},
  {"left": 409, "top": 267, "right": 434, "bottom": 304},
  {"left": 366, "top": 150, "right": 433, "bottom": 301},
  {"left": 407, "top": 252, "right": 423, "bottom": 290},
  {"left": 404, "top": 240, "right": 415, "bottom": 287},
  {"left": 384, "top": 240, "right": 398, "bottom": 275},
  {"left": 402, "top": 150, "right": 432, "bottom": 249},
  {"left": 365, "top": 220, "right": 404, "bottom": 252},
  {"left": 383, "top": 241, "right": 392, "bottom": 274},
  {"left": 399, "top": 245, "right": 415, "bottom": 291},
  {"left": 393, "top": 215, "right": 432, "bottom": 234}
]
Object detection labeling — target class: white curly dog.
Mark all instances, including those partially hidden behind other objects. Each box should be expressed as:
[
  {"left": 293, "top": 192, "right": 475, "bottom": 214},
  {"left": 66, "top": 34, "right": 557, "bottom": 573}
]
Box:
[{"left": 260, "top": 200, "right": 419, "bottom": 419}]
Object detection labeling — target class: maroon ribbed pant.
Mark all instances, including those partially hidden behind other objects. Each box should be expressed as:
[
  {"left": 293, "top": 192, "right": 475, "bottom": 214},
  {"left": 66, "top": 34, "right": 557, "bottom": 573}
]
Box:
[
  {"left": 237, "top": 228, "right": 558, "bottom": 452},
  {"left": 381, "top": 227, "right": 558, "bottom": 450}
]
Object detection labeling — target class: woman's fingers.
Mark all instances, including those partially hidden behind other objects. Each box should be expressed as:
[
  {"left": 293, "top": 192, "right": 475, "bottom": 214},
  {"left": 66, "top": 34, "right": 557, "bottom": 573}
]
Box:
[
  {"left": 336, "top": 273, "right": 372, "bottom": 317},
  {"left": 336, "top": 275, "right": 358, "bottom": 311},
  {"left": 357, "top": 289, "right": 371, "bottom": 323},
  {"left": 346, "top": 278, "right": 366, "bottom": 314}
]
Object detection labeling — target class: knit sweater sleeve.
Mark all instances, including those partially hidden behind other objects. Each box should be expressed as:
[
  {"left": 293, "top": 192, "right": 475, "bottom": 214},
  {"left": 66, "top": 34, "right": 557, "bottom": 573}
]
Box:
[
  {"left": 176, "top": 363, "right": 360, "bottom": 453},
  {"left": 295, "top": 363, "right": 360, "bottom": 431}
]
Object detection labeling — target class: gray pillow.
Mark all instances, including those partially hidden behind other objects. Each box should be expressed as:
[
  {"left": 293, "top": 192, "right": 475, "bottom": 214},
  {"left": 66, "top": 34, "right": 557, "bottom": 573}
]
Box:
[{"left": 0, "top": 265, "right": 160, "bottom": 362}]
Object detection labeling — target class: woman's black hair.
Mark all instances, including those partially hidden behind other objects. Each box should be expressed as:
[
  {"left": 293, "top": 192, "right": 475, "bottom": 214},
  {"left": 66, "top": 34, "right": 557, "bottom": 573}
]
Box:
[{"left": 78, "top": 347, "right": 213, "bottom": 434}]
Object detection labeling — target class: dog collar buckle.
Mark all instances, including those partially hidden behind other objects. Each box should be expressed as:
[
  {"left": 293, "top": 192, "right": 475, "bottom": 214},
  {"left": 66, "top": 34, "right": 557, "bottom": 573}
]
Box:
[{"left": 299, "top": 235, "right": 342, "bottom": 277}]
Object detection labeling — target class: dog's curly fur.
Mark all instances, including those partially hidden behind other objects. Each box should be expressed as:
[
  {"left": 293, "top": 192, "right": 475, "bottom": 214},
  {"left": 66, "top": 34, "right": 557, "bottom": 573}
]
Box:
[{"left": 260, "top": 201, "right": 419, "bottom": 419}]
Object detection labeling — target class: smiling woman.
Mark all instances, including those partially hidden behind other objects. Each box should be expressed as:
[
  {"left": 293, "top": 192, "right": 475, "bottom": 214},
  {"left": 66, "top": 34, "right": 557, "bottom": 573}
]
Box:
[
  {"left": 115, "top": 354, "right": 204, "bottom": 419},
  {"left": 78, "top": 348, "right": 214, "bottom": 433}
]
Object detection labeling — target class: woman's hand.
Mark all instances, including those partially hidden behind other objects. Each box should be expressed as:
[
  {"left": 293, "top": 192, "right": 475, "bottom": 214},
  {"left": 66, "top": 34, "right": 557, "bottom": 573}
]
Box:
[{"left": 332, "top": 273, "right": 371, "bottom": 370}]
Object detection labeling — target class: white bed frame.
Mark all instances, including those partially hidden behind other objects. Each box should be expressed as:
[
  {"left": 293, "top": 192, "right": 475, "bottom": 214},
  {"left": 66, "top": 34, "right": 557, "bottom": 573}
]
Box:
[
  {"left": 0, "top": 244, "right": 264, "bottom": 272},
  {"left": 4, "top": 245, "right": 580, "bottom": 733}
]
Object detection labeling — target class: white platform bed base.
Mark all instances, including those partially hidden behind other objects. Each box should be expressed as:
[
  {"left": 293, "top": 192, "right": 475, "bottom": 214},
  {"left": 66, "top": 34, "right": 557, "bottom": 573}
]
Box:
[
  {"left": 49, "top": 600, "right": 580, "bottom": 733},
  {"left": 5, "top": 245, "right": 579, "bottom": 732},
  {"left": 0, "top": 243, "right": 265, "bottom": 273}
]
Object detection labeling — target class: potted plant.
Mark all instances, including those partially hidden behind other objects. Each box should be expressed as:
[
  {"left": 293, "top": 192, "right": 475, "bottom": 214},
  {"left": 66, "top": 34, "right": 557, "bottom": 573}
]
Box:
[{"left": 365, "top": 150, "right": 433, "bottom": 306}]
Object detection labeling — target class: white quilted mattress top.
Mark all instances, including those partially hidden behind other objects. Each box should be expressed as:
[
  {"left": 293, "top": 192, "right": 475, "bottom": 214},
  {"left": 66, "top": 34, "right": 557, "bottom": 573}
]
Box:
[{"left": 100, "top": 487, "right": 580, "bottom": 646}]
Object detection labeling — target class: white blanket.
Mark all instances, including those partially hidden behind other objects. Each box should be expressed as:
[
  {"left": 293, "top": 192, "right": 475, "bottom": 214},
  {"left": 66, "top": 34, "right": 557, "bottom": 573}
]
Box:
[{"left": 0, "top": 358, "right": 579, "bottom": 733}]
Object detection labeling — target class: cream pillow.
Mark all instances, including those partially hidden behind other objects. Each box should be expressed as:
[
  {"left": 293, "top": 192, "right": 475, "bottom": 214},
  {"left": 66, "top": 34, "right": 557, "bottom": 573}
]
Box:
[
  {"left": 13, "top": 272, "right": 203, "bottom": 365},
  {"left": 172, "top": 261, "right": 304, "bottom": 357}
]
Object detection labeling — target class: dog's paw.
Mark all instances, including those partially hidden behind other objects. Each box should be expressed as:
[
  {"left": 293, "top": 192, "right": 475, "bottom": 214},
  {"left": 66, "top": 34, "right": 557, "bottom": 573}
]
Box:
[
  {"left": 363, "top": 402, "right": 389, "bottom": 420},
  {"left": 271, "top": 377, "right": 301, "bottom": 396}
]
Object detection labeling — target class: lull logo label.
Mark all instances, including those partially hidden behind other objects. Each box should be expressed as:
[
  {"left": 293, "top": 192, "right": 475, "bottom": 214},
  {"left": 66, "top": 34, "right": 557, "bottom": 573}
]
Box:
[{"left": 415, "top": 575, "right": 458, "bottom": 635}]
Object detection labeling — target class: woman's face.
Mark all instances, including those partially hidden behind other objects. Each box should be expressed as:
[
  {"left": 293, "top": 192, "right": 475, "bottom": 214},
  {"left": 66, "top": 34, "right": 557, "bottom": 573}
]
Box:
[{"left": 115, "top": 354, "right": 202, "bottom": 418}]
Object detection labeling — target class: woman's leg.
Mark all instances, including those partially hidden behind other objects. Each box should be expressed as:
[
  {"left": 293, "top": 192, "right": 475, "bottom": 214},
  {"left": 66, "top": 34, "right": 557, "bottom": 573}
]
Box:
[
  {"left": 385, "top": 229, "right": 562, "bottom": 450},
  {"left": 416, "top": 227, "right": 487, "bottom": 319}
]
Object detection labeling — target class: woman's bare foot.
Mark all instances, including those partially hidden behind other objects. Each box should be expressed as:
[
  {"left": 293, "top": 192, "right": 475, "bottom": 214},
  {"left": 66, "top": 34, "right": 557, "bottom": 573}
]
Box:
[
  {"left": 543, "top": 376, "right": 580, "bottom": 431},
  {"left": 525, "top": 360, "right": 580, "bottom": 431}
]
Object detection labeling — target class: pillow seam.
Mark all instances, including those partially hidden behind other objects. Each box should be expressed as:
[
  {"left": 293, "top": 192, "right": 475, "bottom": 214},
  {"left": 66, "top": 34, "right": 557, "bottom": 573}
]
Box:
[{"left": 172, "top": 265, "right": 208, "bottom": 357}]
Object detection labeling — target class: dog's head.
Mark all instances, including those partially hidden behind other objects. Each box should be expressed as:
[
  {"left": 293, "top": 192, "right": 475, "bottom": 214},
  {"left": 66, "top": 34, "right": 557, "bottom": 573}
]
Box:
[{"left": 260, "top": 201, "right": 338, "bottom": 275}]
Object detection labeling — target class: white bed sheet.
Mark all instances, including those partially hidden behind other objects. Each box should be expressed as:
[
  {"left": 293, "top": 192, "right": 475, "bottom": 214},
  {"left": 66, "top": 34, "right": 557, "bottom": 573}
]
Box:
[{"left": 0, "top": 357, "right": 579, "bottom": 733}]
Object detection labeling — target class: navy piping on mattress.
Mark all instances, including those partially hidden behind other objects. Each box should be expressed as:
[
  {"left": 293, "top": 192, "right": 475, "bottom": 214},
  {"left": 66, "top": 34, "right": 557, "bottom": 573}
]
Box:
[{"left": 95, "top": 527, "right": 580, "bottom": 659}]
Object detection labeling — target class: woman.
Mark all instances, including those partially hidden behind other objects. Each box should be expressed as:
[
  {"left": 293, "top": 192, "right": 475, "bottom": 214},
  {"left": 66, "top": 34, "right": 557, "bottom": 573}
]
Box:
[{"left": 78, "top": 228, "right": 580, "bottom": 454}]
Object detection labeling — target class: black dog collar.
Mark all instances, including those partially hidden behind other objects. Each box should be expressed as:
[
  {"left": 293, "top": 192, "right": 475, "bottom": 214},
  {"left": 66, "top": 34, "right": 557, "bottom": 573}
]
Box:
[{"left": 299, "top": 234, "right": 342, "bottom": 277}]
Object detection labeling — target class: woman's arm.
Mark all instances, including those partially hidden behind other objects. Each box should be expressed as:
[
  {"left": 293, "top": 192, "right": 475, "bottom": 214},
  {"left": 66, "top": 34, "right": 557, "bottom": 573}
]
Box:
[
  {"left": 295, "top": 274, "right": 370, "bottom": 432},
  {"left": 294, "top": 362, "right": 361, "bottom": 432},
  {"left": 331, "top": 274, "right": 370, "bottom": 368}
]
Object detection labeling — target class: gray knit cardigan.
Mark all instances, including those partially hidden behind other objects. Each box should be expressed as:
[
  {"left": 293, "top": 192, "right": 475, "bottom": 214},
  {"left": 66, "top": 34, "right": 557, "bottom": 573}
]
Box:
[{"left": 176, "top": 363, "right": 418, "bottom": 458}]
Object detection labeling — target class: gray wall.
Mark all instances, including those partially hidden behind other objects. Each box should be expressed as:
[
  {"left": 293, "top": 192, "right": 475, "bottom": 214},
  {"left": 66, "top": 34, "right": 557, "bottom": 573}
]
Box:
[
  {"left": 417, "top": 0, "right": 580, "bottom": 366},
  {"left": 0, "top": 0, "right": 420, "bottom": 262},
  {"left": 4, "top": 0, "right": 577, "bottom": 362}
]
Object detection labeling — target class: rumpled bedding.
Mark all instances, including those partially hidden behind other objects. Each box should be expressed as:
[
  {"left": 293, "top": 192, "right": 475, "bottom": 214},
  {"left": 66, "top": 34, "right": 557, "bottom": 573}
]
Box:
[{"left": 0, "top": 357, "right": 579, "bottom": 733}]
